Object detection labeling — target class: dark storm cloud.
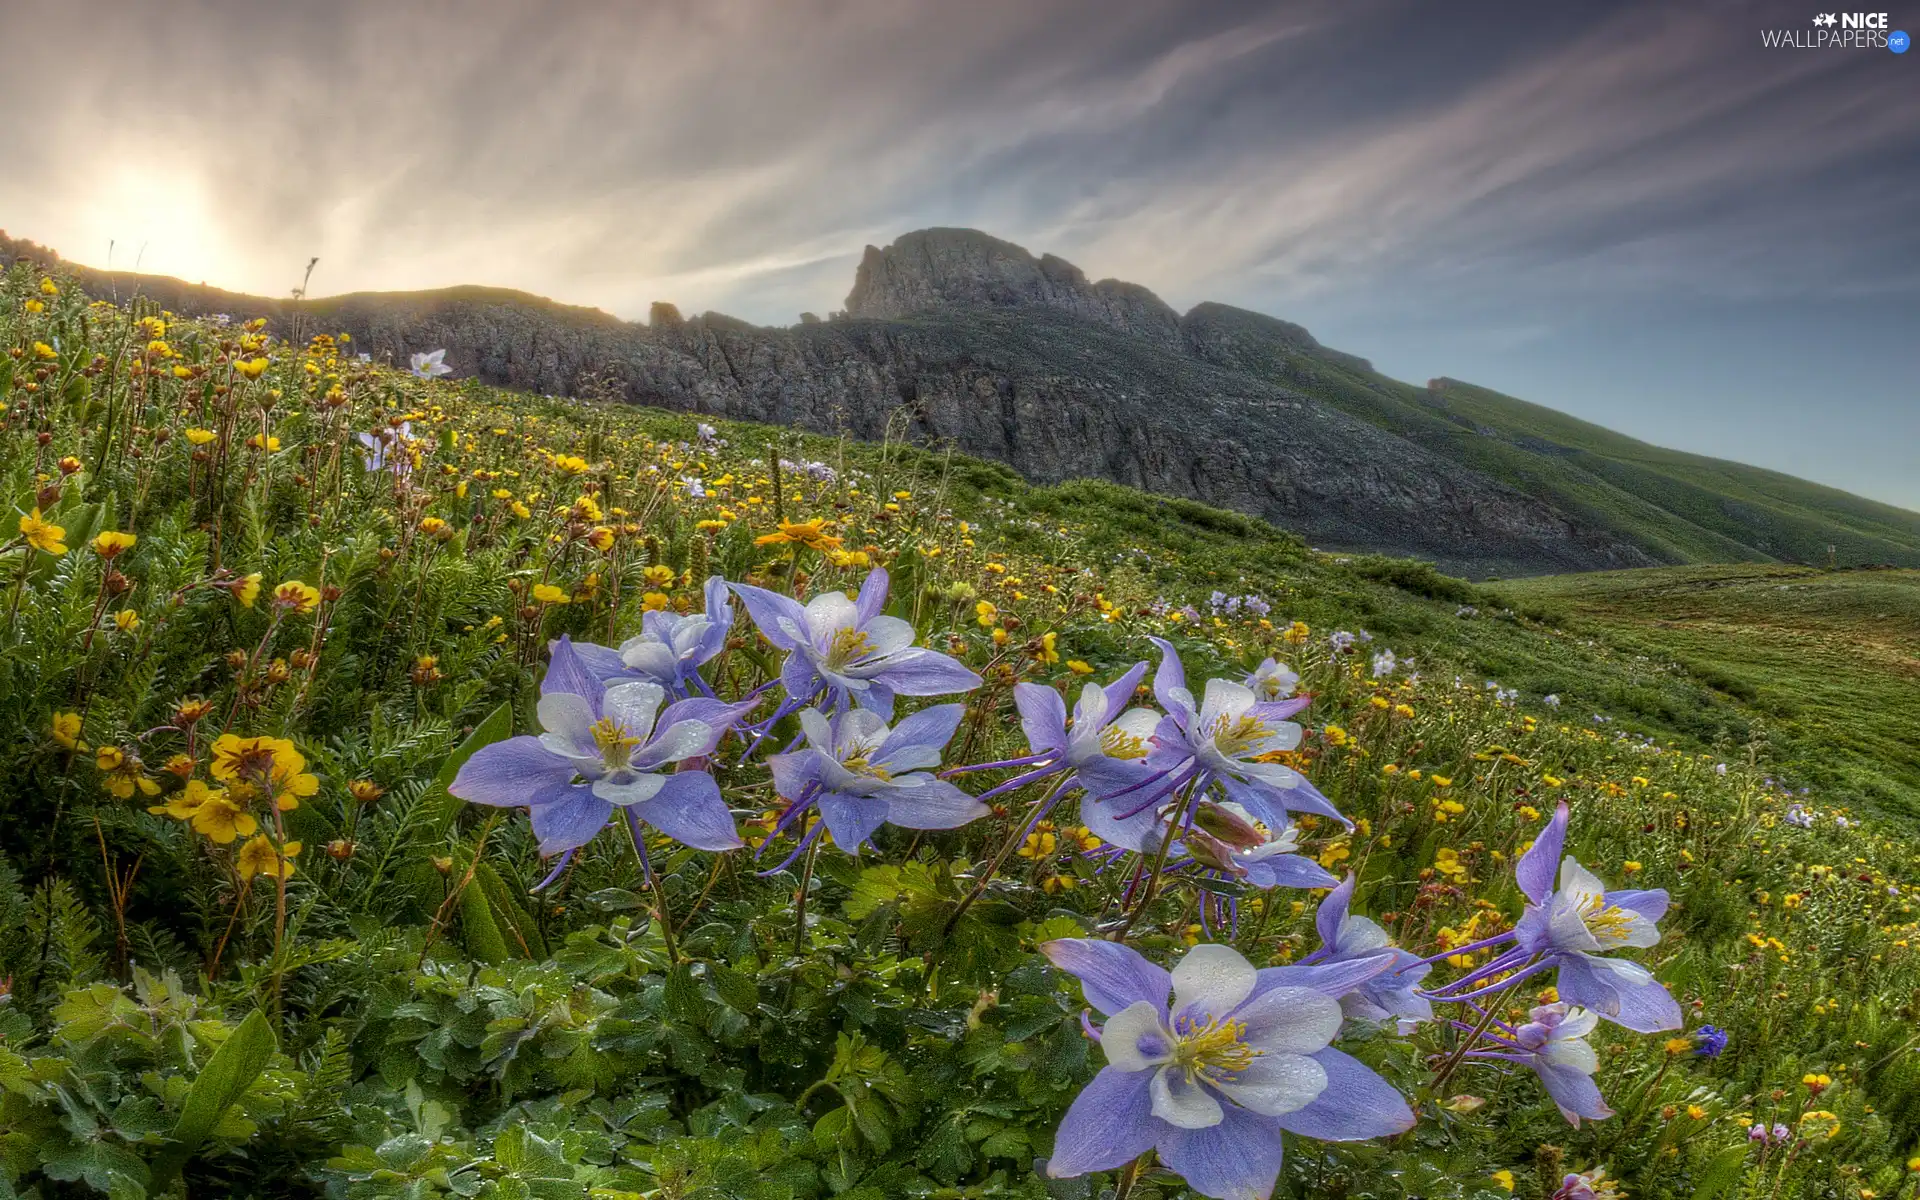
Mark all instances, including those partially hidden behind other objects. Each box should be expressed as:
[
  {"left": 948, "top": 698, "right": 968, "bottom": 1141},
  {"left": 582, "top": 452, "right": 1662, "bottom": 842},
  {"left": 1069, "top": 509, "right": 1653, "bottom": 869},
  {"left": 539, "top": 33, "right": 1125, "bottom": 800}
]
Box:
[{"left": 2, "top": 0, "right": 1915, "bottom": 504}]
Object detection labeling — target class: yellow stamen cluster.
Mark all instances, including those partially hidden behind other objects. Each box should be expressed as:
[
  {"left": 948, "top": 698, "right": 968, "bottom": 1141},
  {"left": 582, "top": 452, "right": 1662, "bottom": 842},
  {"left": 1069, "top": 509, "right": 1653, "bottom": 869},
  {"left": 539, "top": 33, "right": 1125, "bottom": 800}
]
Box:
[
  {"left": 1168, "top": 1013, "right": 1258, "bottom": 1083},
  {"left": 1208, "top": 713, "right": 1271, "bottom": 758},
  {"left": 1580, "top": 894, "right": 1637, "bottom": 944},
  {"left": 824, "top": 627, "right": 874, "bottom": 671},
  {"left": 589, "top": 717, "right": 643, "bottom": 771}
]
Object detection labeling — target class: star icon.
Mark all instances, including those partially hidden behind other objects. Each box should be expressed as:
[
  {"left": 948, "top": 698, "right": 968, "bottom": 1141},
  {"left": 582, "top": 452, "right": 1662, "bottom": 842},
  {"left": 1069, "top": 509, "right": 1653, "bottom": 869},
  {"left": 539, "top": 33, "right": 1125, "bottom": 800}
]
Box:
[{"left": 1813, "top": 12, "right": 1837, "bottom": 26}]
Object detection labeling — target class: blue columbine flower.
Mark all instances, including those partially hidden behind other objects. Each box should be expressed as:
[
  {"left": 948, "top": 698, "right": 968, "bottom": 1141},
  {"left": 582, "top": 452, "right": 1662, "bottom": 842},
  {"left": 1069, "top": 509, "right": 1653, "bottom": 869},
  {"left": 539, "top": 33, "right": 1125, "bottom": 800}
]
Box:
[
  {"left": 357, "top": 421, "right": 412, "bottom": 475},
  {"left": 1461, "top": 1002, "right": 1612, "bottom": 1127},
  {"left": 1300, "top": 875, "right": 1431, "bottom": 1026},
  {"left": 1509, "top": 802, "right": 1680, "bottom": 1032},
  {"left": 1183, "top": 801, "right": 1339, "bottom": 891},
  {"left": 1041, "top": 940, "right": 1413, "bottom": 1200},
  {"left": 448, "top": 636, "right": 754, "bottom": 858},
  {"left": 1080, "top": 639, "right": 1347, "bottom": 838},
  {"left": 731, "top": 567, "right": 980, "bottom": 719},
  {"left": 1692, "top": 1025, "right": 1728, "bottom": 1057},
  {"left": 1013, "top": 663, "right": 1155, "bottom": 775},
  {"left": 765, "top": 704, "right": 986, "bottom": 859},
  {"left": 947, "top": 663, "right": 1156, "bottom": 801},
  {"left": 571, "top": 575, "right": 733, "bottom": 697},
  {"left": 1550, "top": 1168, "right": 1623, "bottom": 1200},
  {"left": 1086, "top": 796, "right": 1337, "bottom": 897},
  {"left": 1243, "top": 657, "right": 1299, "bottom": 702}
]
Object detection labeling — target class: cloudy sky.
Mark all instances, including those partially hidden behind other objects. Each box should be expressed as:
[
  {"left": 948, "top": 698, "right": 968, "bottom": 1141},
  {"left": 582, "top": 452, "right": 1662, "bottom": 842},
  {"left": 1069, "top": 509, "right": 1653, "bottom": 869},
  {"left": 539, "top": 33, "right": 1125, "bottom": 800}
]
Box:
[{"left": 3, "top": 0, "right": 1916, "bottom": 507}]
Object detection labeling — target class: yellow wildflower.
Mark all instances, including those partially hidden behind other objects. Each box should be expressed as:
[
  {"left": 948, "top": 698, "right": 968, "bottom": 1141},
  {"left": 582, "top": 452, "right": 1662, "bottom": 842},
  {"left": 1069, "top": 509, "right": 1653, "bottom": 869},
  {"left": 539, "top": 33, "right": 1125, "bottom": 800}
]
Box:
[
  {"left": 272, "top": 581, "right": 321, "bottom": 615},
  {"left": 209, "top": 734, "right": 319, "bottom": 811},
  {"left": 1017, "top": 831, "right": 1058, "bottom": 859},
  {"left": 754, "top": 518, "right": 842, "bottom": 552},
  {"left": 52, "top": 711, "right": 86, "bottom": 750},
  {"left": 96, "top": 746, "right": 160, "bottom": 799},
  {"left": 187, "top": 783, "right": 258, "bottom": 844},
  {"left": 92, "top": 530, "right": 137, "bottom": 558},
  {"left": 236, "top": 835, "right": 300, "bottom": 882},
  {"left": 18, "top": 508, "right": 67, "bottom": 556}
]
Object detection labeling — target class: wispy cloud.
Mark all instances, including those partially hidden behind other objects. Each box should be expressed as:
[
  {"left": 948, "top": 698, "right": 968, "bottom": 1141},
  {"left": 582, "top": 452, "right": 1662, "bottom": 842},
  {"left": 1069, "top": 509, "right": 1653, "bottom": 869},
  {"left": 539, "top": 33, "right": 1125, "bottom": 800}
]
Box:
[{"left": 1, "top": 0, "right": 1914, "bottom": 506}]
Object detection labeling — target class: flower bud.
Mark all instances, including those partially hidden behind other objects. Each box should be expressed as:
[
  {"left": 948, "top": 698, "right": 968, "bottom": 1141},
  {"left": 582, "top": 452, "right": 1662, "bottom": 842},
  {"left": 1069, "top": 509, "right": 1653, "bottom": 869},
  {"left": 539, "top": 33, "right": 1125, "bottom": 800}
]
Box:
[{"left": 1191, "top": 801, "right": 1267, "bottom": 849}]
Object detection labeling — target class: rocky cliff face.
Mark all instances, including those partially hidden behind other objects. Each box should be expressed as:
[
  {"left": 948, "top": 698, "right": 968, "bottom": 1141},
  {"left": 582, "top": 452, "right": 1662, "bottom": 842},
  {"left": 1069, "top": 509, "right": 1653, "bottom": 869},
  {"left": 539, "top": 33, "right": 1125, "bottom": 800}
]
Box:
[
  {"left": 844, "top": 228, "right": 1186, "bottom": 348},
  {"left": 1, "top": 227, "right": 1657, "bottom": 577}
]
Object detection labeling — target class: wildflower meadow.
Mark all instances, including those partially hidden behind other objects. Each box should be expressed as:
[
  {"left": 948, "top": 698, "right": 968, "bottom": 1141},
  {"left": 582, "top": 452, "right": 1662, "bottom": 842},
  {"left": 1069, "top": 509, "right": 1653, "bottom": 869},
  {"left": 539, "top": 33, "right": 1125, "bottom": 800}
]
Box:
[{"left": 3, "top": 263, "right": 1919, "bottom": 1200}]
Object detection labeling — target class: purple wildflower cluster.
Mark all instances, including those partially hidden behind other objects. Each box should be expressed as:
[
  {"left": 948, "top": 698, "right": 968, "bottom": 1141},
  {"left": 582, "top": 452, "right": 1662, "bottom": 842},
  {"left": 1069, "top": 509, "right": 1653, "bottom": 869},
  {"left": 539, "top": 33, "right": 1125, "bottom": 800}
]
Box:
[
  {"left": 1205, "top": 590, "right": 1273, "bottom": 618},
  {"left": 451, "top": 567, "right": 982, "bottom": 872},
  {"left": 445, "top": 570, "right": 1685, "bottom": 1200}
]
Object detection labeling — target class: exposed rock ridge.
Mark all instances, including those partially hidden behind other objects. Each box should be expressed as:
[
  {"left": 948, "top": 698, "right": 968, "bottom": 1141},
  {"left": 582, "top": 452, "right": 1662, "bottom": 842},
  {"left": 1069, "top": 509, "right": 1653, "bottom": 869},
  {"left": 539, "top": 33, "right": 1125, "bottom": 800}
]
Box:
[
  {"left": 0, "top": 226, "right": 1653, "bottom": 577},
  {"left": 845, "top": 228, "right": 1184, "bottom": 347}
]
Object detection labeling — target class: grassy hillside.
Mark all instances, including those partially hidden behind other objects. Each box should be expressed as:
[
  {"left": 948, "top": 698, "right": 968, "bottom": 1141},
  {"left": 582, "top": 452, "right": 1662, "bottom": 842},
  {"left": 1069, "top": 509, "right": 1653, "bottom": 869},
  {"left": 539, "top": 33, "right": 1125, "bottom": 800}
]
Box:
[
  {"left": 1186, "top": 303, "right": 1920, "bottom": 570},
  {"left": 6, "top": 264, "right": 1920, "bottom": 1199},
  {"left": 1492, "top": 564, "right": 1920, "bottom": 821},
  {"left": 10, "top": 228, "right": 1918, "bottom": 579}
]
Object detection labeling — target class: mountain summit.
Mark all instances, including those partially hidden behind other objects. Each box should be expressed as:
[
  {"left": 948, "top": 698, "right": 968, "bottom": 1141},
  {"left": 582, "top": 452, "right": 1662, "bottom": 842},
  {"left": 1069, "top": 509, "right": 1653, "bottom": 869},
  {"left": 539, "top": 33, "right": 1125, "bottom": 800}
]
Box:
[
  {"left": 844, "top": 227, "right": 1184, "bottom": 347},
  {"left": 6, "top": 226, "right": 1916, "bottom": 577}
]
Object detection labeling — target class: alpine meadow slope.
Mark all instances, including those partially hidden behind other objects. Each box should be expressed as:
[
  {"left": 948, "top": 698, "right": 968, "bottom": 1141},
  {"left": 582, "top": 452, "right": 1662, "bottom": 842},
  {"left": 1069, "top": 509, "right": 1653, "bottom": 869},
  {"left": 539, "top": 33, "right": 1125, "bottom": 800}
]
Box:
[
  {"left": 5, "top": 262, "right": 1920, "bottom": 1199},
  {"left": 6, "top": 226, "right": 1916, "bottom": 579}
]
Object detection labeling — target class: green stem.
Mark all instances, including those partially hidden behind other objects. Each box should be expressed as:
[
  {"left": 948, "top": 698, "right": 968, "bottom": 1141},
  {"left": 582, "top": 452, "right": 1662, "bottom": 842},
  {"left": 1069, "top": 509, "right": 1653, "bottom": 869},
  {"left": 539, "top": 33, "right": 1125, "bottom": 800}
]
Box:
[
  {"left": 1113, "top": 812, "right": 1182, "bottom": 941},
  {"left": 792, "top": 833, "right": 822, "bottom": 957},
  {"left": 945, "top": 775, "right": 1070, "bottom": 935},
  {"left": 626, "top": 813, "right": 680, "bottom": 964}
]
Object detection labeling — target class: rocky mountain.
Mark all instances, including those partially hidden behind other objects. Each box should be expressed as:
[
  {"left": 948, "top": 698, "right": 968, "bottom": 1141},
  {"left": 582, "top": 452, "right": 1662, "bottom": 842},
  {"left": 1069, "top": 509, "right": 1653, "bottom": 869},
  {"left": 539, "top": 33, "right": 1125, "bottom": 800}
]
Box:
[{"left": 8, "top": 226, "right": 1918, "bottom": 577}]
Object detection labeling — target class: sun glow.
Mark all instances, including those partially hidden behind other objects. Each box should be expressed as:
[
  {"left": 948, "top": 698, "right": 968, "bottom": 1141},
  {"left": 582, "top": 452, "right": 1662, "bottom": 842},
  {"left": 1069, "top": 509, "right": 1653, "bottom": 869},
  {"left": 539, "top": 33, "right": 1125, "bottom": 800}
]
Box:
[{"left": 62, "top": 164, "right": 235, "bottom": 286}]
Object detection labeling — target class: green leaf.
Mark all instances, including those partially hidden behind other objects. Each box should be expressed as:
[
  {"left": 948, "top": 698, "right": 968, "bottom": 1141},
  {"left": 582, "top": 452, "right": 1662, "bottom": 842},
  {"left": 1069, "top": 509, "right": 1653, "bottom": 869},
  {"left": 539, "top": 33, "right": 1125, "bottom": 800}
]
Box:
[
  {"left": 474, "top": 862, "right": 546, "bottom": 958},
  {"left": 151, "top": 1008, "right": 277, "bottom": 1187},
  {"left": 39, "top": 1136, "right": 150, "bottom": 1199},
  {"left": 459, "top": 876, "right": 511, "bottom": 965},
  {"left": 423, "top": 702, "right": 513, "bottom": 835},
  {"left": 663, "top": 964, "right": 706, "bottom": 1023},
  {"left": 710, "top": 965, "right": 760, "bottom": 1014},
  {"left": 1691, "top": 1143, "right": 1755, "bottom": 1200}
]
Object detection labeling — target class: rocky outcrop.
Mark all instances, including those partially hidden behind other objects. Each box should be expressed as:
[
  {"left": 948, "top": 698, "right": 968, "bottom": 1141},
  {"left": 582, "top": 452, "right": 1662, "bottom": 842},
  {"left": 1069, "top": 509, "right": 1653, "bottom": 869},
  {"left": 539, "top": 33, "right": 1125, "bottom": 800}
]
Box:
[
  {"left": 844, "top": 228, "right": 1185, "bottom": 348},
  {"left": 2, "top": 226, "right": 1658, "bottom": 577}
]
